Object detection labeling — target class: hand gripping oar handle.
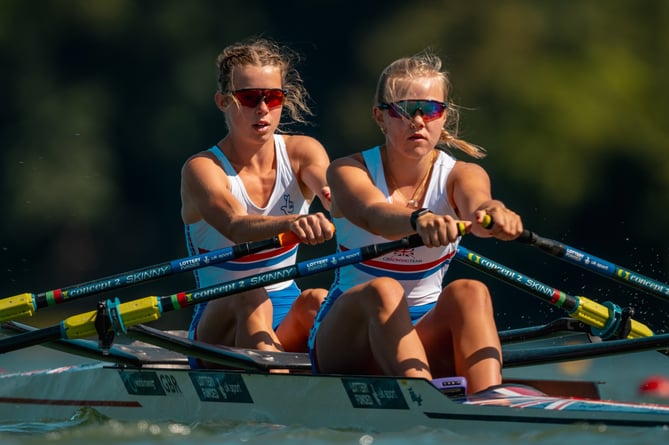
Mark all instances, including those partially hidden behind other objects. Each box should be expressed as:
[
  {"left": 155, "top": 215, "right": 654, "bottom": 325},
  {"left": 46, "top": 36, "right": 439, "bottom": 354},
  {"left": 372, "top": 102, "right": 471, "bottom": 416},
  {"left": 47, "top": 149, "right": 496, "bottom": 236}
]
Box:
[
  {"left": 517, "top": 229, "right": 669, "bottom": 302},
  {"left": 0, "top": 231, "right": 302, "bottom": 322},
  {"left": 454, "top": 245, "right": 654, "bottom": 339},
  {"left": 0, "top": 234, "right": 423, "bottom": 354}
]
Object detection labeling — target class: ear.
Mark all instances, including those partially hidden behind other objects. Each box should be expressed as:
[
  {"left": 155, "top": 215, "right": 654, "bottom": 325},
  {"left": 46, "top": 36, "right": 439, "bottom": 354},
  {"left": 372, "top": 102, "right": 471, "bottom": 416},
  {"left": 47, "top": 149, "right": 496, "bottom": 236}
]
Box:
[
  {"left": 214, "top": 91, "right": 231, "bottom": 112},
  {"left": 372, "top": 106, "right": 385, "bottom": 128}
]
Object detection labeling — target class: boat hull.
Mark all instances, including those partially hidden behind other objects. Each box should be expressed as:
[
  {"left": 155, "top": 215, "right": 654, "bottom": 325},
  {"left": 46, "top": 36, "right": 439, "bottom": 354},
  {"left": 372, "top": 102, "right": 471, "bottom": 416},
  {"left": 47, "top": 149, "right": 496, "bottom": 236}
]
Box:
[{"left": 2, "top": 363, "right": 669, "bottom": 432}]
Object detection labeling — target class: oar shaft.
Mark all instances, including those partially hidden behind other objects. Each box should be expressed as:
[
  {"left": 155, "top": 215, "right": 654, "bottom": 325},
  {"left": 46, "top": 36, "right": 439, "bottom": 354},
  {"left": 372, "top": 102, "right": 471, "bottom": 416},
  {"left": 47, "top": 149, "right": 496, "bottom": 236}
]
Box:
[
  {"left": 0, "top": 232, "right": 300, "bottom": 322},
  {"left": 0, "top": 325, "right": 62, "bottom": 352},
  {"left": 504, "top": 332, "right": 669, "bottom": 368},
  {"left": 518, "top": 229, "right": 669, "bottom": 302},
  {"left": 455, "top": 246, "right": 653, "bottom": 339},
  {"left": 0, "top": 235, "right": 422, "bottom": 353}
]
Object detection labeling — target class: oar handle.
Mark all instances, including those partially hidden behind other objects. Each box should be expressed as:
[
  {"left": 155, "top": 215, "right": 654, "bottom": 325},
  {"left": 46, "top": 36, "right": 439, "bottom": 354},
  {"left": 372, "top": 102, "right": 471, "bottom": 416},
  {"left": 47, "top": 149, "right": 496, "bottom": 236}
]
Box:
[
  {"left": 516, "top": 229, "right": 566, "bottom": 256},
  {"left": 277, "top": 221, "right": 336, "bottom": 246},
  {"left": 278, "top": 231, "right": 300, "bottom": 246},
  {"left": 456, "top": 214, "right": 494, "bottom": 236}
]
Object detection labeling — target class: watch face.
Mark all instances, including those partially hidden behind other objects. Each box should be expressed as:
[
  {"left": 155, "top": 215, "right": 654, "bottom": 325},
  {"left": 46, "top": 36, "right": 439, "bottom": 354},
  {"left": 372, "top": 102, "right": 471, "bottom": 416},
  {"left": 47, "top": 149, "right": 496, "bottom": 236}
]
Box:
[{"left": 410, "top": 208, "right": 432, "bottom": 230}]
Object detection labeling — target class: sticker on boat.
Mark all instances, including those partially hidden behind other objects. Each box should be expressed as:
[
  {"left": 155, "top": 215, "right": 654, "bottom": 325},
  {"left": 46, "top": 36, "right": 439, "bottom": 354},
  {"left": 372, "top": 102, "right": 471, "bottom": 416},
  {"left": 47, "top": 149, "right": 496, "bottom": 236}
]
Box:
[
  {"left": 189, "top": 372, "right": 253, "bottom": 403},
  {"left": 341, "top": 377, "right": 409, "bottom": 409}
]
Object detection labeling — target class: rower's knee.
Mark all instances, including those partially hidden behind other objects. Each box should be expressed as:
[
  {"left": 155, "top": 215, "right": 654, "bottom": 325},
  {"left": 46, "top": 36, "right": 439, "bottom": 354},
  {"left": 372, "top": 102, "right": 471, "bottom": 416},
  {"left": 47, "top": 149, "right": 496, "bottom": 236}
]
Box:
[
  {"left": 442, "top": 279, "right": 493, "bottom": 312},
  {"left": 437, "top": 279, "right": 493, "bottom": 319},
  {"left": 292, "top": 288, "right": 327, "bottom": 321},
  {"left": 367, "top": 277, "right": 405, "bottom": 304}
]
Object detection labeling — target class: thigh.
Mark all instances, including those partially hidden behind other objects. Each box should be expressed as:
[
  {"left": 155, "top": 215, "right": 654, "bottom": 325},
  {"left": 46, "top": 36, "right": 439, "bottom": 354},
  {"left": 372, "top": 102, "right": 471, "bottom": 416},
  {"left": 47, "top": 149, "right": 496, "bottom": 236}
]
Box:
[
  {"left": 313, "top": 284, "right": 380, "bottom": 374},
  {"left": 196, "top": 289, "right": 271, "bottom": 345},
  {"left": 275, "top": 286, "right": 326, "bottom": 352}
]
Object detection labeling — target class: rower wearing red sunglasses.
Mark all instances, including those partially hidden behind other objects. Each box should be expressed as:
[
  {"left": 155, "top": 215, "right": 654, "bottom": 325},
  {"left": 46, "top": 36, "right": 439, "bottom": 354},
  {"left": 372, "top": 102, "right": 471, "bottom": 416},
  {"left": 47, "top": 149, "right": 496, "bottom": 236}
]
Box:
[
  {"left": 309, "top": 50, "right": 523, "bottom": 394},
  {"left": 180, "top": 38, "right": 334, "bottom": 367}
]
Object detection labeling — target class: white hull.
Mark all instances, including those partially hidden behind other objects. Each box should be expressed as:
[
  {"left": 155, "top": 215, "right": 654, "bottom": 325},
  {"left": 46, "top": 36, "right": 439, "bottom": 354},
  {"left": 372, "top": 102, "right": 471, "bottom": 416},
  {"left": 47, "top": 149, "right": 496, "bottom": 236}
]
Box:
[{"left": 2, "top": 362, "right": 669, "bottom": 433}]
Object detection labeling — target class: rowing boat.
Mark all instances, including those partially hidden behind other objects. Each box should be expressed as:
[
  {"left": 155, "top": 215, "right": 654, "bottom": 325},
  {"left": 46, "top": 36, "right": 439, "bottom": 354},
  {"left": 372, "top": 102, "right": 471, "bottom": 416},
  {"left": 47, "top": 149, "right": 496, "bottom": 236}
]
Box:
[
  {"left": 2, "top": 323, "right": 669, "bottom": 432},
  {"left": 2, "top": 232, "right": 669, "bottom": 432}
]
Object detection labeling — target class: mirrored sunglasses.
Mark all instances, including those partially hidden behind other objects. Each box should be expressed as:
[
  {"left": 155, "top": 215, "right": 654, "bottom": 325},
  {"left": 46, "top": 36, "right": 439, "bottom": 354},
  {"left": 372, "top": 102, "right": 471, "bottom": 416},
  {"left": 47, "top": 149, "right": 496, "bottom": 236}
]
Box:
[
  {"left": 232, "top": 88, "right": 286, "bottom": 108},
  {"left": 378, "top": 100, "right": 448, "bottom": 122}
]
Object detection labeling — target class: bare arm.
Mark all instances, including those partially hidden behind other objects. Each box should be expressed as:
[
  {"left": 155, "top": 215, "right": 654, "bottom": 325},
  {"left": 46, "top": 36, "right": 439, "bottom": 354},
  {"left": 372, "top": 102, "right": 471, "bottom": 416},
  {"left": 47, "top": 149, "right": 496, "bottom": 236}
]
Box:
[
  {"left": 180, "top": 150, "right": 333, "bottom": 244},
  {"left": 287, "top": 135, "right": 332, "bottom": 212},
  {"left": 447, "top": 161, "right": 523, "bottom": 240},
  {"left": 328, "top": 153, "right": 522, "bottom": 247},
  {"left": 327, "top": 154, "right": 416, "bottom": 240}
]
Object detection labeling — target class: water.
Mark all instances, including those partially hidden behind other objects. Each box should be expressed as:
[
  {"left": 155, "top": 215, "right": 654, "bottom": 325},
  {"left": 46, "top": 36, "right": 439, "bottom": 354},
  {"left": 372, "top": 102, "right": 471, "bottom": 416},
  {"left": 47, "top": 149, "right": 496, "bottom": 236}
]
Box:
[
  {"left": 2, "top": 342, "right": 669, "bottom": 444},
  {"left": 2, "top": 415, "right": 669, "bottom": 445}
]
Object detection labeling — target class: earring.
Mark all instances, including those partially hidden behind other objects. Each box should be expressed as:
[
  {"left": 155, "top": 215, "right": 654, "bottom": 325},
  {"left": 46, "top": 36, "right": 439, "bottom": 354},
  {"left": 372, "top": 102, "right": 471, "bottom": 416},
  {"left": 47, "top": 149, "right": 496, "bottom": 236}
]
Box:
[{"left": 380, "top": 127, "right": 386, "bottom": 134}]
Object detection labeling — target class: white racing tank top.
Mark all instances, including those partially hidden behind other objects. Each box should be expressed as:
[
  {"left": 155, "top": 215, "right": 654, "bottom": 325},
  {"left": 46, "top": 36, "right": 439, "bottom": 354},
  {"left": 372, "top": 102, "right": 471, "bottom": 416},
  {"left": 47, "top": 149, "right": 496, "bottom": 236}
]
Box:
[
  {"left": 331, "top": 146, "right": 460, "bottom": 306},
  {"left": 184, "top": 134, "right": 309, "bottom": 292}
]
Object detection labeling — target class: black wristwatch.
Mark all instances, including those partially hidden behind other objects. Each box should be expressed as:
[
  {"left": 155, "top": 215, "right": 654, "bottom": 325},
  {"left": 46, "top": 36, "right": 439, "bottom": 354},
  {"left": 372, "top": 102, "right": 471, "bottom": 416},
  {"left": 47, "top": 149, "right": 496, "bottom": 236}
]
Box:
[{"left": 410, "top": 208, "right": 433, "bottom": 231}]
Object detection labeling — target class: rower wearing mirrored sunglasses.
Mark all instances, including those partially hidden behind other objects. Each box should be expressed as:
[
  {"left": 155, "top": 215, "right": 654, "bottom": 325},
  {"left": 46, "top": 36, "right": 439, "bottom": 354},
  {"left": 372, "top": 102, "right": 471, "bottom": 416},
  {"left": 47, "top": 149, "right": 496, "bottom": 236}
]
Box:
[
  {"left": 309, "top": 50, "right": 523, "bottom": 394},
  {"left": 180, "top": 38, "right": 334, "bottom": 368}
]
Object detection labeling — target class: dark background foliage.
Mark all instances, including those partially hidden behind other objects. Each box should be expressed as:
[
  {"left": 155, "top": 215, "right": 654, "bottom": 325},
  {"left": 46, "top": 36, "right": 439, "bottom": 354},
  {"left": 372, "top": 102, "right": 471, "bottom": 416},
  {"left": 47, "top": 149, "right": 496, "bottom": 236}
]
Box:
[{"left": 1, "top": 0, "right": 668, "bottom": 333}]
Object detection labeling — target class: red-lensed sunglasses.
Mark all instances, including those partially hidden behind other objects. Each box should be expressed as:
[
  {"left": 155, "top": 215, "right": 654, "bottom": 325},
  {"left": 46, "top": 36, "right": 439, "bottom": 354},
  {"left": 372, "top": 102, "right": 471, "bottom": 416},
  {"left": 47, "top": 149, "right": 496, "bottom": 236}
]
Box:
[
  {"left": 231, "top": 88, "right": 286, "bottom": 109},
  {"left": 378, "top": 100, "right": 448, "bottom": 122}
]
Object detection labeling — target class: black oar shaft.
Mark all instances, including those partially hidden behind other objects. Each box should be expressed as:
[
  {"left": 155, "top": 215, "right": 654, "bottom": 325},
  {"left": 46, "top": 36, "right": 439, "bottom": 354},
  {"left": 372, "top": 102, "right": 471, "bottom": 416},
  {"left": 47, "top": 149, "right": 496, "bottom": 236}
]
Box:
[
  {"left": 0, "top": 325, "right": 62, "bottom": 353},
  {"left": 504, "top": 333, "right": 669, "bottom": 368}
]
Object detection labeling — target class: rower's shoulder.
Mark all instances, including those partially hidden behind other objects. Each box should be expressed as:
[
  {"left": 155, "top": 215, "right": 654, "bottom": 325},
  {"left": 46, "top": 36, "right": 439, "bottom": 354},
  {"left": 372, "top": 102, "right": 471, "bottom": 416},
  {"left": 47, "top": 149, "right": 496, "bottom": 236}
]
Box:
[
  {"left": 283, "top": 133, "right": 326, "bottom": 153},
  {"left": 450, "top": 159, "right": 489, "bottom": 179},
  {"left": 330, "top": 152, "right": 365, "bottom": 168}
]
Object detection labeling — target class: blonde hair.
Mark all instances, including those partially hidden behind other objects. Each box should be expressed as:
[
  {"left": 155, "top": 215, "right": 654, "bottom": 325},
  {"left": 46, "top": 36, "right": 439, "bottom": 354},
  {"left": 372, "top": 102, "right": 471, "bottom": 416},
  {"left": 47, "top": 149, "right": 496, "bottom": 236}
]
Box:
[
  {"left": 374, "top": 50, "right": 486, "bottom": 159},
  {"left": 216, "top": 38, "right": 313, "bottom": 126}
]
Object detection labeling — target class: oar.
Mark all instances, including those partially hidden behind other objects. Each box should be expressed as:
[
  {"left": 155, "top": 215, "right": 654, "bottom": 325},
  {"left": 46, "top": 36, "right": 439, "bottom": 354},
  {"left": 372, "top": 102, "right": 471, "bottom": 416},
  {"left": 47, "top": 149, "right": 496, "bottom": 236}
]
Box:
[
  {"left": 0, "top": 231, "right": 301, "bottom": 322},
  {"left": 1, "top": 320, "right": 145, "bottom": 366},
  {"left": 517, "top": 229, "right": 669, "bottom": 302},
  {"left": 504, "top": 332, "right": 669, "bottom": 367},
  {"left": 454, "top": 245, "right": 654, "bottom": 339},
  {"left": 0, "top": 234, "right": 423, "bottom": 354},
  {"left": 498, "top": 317, "right": 592, "bottom": 343}
]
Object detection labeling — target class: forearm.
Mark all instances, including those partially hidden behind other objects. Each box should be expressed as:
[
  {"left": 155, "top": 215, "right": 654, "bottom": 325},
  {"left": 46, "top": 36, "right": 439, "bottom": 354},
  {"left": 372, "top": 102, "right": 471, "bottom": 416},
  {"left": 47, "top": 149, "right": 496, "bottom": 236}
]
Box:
[
  {"left": 348, "top": 202, "right": 414, "bottom": 240},
  {"left": 223, "top": 213, "right": 299, "bottom": 243}
]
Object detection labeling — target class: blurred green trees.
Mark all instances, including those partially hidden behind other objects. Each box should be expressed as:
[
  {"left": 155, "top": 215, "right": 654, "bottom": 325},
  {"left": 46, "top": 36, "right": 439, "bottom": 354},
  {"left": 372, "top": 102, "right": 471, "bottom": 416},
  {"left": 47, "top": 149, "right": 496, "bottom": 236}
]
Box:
[{"left": 1, "top": 0, "right": 667, "bottom": 330}]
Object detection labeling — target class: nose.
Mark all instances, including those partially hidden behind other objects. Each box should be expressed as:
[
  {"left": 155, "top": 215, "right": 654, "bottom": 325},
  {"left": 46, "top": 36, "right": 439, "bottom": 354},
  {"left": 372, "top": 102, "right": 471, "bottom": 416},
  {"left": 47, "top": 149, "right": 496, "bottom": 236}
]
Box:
[
  {"left": 256, "top": 98, "right": 270, "bottom": 113},
  {"left": 409, "top": 112, "right": 425, "bottom": 129}
]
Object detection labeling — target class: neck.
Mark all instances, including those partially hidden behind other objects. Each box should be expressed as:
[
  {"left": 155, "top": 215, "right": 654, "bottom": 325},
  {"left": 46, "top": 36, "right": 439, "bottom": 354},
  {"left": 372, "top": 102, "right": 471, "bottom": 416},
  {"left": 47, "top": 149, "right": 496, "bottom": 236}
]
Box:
[
  {"left": 383, "top": 147, "right": 437, "bottom": 208},
  {"left": 219, "top": 134, "right": 276, "bottom": 172}
]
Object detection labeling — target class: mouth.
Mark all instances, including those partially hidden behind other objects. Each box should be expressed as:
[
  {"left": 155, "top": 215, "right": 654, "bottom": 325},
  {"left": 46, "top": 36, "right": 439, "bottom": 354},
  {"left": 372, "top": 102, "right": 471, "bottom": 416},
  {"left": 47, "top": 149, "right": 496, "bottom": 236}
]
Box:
[
  {"left": 253, "top": 121, "right": 271, "bottom": 130},
  {"left": 408, "top": 133, "right": 427, "bottom": 141}
]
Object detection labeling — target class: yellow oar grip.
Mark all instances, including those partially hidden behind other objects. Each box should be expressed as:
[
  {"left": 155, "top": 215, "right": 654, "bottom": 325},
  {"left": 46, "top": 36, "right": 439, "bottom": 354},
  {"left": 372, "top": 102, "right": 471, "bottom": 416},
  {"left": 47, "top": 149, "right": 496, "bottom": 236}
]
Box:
[
  {"left": 482, "top": 214, "right": 493, "bottom": 229},
  {"left": 571, "top": 296, "right": 653, "bottom": 339},
  {"left": 61, "top": 296, "right": 162, "bottom": 340},
  {"left": 0, "top": 293, "right": 35, "bottom": 322}
]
